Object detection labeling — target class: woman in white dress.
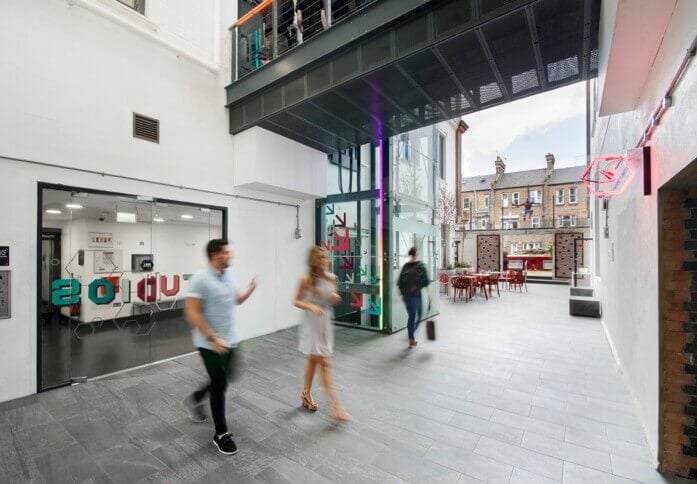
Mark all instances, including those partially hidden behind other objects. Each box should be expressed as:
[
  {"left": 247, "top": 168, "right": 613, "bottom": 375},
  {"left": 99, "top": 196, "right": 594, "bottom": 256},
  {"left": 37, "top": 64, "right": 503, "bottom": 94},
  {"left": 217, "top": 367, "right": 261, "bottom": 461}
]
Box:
[{"left": 293, "top": 246, "right": 350, "bottom": 421}]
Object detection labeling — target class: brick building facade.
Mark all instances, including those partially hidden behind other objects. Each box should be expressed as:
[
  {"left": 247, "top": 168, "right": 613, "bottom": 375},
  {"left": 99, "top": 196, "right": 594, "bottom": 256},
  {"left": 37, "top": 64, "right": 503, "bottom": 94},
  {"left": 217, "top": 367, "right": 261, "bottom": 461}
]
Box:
[{"left": 459, "top": 154, "right": 590, "bottom": 258}]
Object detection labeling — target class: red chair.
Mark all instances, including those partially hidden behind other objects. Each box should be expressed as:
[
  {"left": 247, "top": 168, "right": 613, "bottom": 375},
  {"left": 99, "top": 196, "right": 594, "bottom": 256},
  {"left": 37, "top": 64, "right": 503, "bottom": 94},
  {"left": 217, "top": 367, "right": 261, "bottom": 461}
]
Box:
[
  {"left": 471, "top": 275, "right": 488, "bottom": 300},
  {"left": 451, "top": 276, "right": 471, "bottom": 302},
  {"left": 484, "top": 274, "right": 500, "bottom": 297},
  {"left": 439, "top": 273, "right": 450, "bottom": 295},
  {"left": 500, "top": 270, "right": 516, "bottom": 290},
  {"left": 510, "top": 271, "right": 528, "bottom": 292}
]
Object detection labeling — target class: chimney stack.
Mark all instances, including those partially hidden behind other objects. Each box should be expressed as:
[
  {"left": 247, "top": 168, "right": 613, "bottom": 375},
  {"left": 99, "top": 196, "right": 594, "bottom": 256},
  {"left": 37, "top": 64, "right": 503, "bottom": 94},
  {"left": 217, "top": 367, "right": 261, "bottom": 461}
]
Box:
[
  {"left": 493, "top": 156, "right": 506, "bottom": 186},
  {"left": 545, "top": 153, "right": 555, "bottom": 181}
]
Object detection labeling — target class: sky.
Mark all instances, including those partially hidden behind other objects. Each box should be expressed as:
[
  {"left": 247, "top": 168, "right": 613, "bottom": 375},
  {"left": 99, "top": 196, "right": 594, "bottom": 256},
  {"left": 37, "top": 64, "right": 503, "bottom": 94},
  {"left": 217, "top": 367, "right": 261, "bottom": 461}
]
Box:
[{"left": 459, "top": 82, "right": 587, "bottom": 178}]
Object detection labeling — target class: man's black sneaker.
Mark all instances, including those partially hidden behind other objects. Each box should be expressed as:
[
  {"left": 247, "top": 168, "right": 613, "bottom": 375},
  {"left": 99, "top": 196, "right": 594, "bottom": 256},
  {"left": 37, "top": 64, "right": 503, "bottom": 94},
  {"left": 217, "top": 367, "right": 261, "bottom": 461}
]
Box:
[
  {"left": 213, "top": 433, "right": 238, "bottom": 455},
  {"left": 183, "top": 393, "right": 206, "bottom": 423}
]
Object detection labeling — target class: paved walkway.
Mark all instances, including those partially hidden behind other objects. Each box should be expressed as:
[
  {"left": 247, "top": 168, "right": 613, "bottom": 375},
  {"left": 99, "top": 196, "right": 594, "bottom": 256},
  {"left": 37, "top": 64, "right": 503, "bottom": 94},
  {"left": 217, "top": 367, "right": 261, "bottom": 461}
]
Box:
[{"left": 0, "top": 285, "right": 687, "bottom": 483}]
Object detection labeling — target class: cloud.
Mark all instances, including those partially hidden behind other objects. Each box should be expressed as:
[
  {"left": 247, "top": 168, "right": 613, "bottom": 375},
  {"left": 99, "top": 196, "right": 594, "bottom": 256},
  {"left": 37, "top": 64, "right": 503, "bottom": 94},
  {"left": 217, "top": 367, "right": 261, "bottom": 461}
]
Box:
[{"left": 460, "top": 83, "right": 586, "bottom": 169}]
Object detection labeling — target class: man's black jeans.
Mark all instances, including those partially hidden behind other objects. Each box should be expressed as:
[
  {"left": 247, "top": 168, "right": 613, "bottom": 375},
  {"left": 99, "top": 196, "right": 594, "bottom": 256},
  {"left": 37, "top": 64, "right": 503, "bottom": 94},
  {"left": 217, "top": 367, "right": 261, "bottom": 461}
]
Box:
[{"left": 193, "top": 347, "right": 238, "bottom": 435}]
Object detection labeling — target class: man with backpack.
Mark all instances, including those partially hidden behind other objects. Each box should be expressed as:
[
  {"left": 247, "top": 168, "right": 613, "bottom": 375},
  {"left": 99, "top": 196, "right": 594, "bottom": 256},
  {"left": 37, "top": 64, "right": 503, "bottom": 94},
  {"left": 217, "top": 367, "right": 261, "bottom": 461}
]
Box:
[{"left": 397, "top": 246, "right": 430, "bottom": 349}]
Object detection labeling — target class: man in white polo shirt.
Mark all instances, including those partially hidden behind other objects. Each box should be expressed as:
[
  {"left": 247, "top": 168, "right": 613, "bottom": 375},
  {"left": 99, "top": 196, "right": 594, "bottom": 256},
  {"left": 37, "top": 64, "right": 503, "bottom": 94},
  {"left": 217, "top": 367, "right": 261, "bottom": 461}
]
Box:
[{"left": 183, "top": 239, "right": 257, "bottom": 455}]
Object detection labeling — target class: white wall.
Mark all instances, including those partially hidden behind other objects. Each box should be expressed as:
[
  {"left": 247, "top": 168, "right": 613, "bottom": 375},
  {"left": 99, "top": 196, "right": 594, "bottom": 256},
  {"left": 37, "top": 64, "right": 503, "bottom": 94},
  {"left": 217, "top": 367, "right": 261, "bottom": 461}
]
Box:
[
  {"left": 591, "top": 0, "right": 697, "bottom": 460},
  {"left": 0, "top": 0, "right": 320, "bottom": 402}
]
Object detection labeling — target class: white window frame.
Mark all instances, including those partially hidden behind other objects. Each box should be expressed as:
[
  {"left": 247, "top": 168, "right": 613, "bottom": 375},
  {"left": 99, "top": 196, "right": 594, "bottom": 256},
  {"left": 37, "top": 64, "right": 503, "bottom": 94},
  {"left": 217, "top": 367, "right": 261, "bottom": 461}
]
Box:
[
  {"left": 483, "top": 195, "right": 490, "bottom": 209},
  {"left": 501, "top": 193, "right": 509, "bottom": 208},
  {"left": 568, "top": 187, "right": 578, "bottom": 204},
  {"left": 530, "top": 190, "right": 542, "bottom": 204},
  {"left": 556, "top": 189, "right": 564, "bottom": 205},
  {"left": 510, "top": 243, "right": 518, "bottom": 253},
  {"left": 512, "top": 192, "right": 520, "bottom": 206},
  {"left": 462, "top": 197, "right": 470, "bottom": 210},
  {"left": 480, "top": 218, "right": 488, "bottom": 229},
  {"left": 531, "top": 217, "right": 540, "bottom": 228},
  {"left": 556, "top": 215, "right": 576, "bottom": 227}
]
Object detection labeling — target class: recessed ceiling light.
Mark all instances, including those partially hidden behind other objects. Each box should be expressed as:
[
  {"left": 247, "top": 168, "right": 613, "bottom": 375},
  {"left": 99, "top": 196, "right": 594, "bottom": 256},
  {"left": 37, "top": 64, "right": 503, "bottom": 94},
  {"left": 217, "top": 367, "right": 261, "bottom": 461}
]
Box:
[
  {"left": 181, "top": 214, "right": 193, "bottom": 219},
  {"left": 117, "top": 212, "right": 137, "bottom": 223},
  {"left": 153, "top": 217, "right": 165, "bottom": 223},
  {"left": 45, "top": 209, "right": 62, "bottom": 215},
  {"left": 66, "top": 203, "right": 83, "bottom": 209}
]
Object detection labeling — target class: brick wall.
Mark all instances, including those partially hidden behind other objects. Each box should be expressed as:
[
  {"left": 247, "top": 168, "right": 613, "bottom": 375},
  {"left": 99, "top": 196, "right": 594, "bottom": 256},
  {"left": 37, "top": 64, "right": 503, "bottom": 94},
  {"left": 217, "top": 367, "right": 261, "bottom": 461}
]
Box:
[{"left": 660, "top": 189, "right": 697, "bottom": 477}]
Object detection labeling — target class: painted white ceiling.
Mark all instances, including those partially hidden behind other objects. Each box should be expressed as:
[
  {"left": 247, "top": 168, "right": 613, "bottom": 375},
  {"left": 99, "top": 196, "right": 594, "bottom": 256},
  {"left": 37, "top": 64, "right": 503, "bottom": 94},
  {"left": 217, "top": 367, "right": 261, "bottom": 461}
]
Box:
[{"left": 42, "top": 189, "right": 223, "bottom": 227}]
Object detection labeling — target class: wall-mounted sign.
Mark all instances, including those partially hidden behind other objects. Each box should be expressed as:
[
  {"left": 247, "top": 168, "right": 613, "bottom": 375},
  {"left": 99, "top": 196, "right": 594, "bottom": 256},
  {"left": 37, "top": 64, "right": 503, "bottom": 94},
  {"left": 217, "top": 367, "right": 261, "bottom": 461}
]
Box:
[
  {"left": 89, "top": 232, "right": 113, "bottom": 248},
  {"left": 0, "top": 246, "right": 8, "bottom": 266},
  {"left": 581, "top": 152, "right": 637, "bottom": 198},
  {"left": 132, "top": 254, "right": 154, "bottom": 272}
]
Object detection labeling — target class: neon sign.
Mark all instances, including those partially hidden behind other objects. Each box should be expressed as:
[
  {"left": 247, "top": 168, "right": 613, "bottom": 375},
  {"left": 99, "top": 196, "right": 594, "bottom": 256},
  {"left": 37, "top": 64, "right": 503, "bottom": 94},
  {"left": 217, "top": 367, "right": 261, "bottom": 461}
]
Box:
[
  {"left": 51, "top": 275, "right": 181, "bottom": 307},
  {"left": 581, "top": 154, "right": 635, "bottom": 198}
]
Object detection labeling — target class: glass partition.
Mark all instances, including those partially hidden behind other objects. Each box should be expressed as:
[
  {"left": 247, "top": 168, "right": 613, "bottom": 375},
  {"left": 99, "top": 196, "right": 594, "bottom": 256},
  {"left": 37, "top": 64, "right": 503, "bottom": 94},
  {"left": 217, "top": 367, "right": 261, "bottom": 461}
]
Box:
[{"left": 39, "top": 186, "right": 225, "bottom": 390}]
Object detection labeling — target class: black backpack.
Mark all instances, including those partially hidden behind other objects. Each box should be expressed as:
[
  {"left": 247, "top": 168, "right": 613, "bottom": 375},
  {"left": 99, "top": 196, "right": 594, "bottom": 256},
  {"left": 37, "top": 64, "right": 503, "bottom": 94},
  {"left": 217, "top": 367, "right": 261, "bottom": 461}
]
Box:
[{"left": 398, "top": 262, "right": 427, "bottom": 296}]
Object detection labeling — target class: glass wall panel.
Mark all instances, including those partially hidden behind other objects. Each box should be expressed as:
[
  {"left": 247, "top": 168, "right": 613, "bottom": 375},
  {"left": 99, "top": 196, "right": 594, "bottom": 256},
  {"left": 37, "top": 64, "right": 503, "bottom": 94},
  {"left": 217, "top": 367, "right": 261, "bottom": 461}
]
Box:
[{"left": 40, "top": 186, "right": 224, "bottom": 389}]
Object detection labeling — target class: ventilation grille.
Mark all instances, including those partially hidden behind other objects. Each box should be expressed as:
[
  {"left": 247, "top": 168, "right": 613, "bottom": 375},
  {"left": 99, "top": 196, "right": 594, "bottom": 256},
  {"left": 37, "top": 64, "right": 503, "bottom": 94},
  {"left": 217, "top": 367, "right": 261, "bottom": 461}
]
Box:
[{"left": 133, "top": 113, "right": 159, "bottom": 143}]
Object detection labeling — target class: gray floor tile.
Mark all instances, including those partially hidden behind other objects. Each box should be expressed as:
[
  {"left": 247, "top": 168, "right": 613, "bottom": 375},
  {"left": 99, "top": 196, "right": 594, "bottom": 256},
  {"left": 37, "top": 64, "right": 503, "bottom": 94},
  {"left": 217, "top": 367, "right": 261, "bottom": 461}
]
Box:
[
  {"left": 125, "top": 414, "right": 184, "bottom": 453},
  {"left": 33, "top": 443, "right": 103, "bottom": 484},
  {"left": 255, "top": 456, "right": 333, "bottom": 484},
  {"left": 490, "top": 409, "right": 566, "bottom": 440},
  {"left": 563, "top": 462, "right": 637, "bottom": 484},
  {"left": 475, "top": 436, "right": 564, "bottom": 481},
  {"left": 16, "top": 421, "right": 76, "bottom": 459},
  {"left": 425, "top": 442, "right": 513, "bottom": 484},
  {"left": 63, "top": 416, "right": 132, "bottom": 455},
  {"left": 564, "top": 427, "right": 649, "bottom": 461},
  {"left": 510, "top": 467, "right": 561, "bottom": 484},
  {"left": 449, "top": 411, "right": 525, "bottom": 445},
  {"left": 371, "top": 446, "right": 462, "bottom": 483},
  {"left": 529, "top": 405, "right": 607, "bottom": 436},
  {"left": 0, "top": 286, "right": 666, "bottom": 483},
  {"left": 2, "top": 402, "right": 55, "bottom": 432},
  {"left": 94, "top": 444, "right": 165, "bottom": 484},
  {"left": 522, "top": 431, "right": 611, "bottom": 472},
  {"left": 610, "top": 454, "right": 675, "bottom": 484}
]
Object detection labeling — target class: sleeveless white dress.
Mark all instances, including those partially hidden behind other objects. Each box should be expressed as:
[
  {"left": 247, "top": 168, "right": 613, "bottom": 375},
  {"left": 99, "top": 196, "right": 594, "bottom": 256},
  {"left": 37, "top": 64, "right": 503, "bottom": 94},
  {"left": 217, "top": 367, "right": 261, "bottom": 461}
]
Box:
[{"left": 298, "top": 276, "right": 336, "bottom": 357}]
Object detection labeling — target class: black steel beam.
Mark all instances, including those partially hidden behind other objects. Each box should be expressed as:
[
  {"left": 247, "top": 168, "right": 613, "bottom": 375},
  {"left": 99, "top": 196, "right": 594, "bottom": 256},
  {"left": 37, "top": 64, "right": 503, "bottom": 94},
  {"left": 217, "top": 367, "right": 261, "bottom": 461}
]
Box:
[
  {"left": 581, "top": 0, "right": 593, "bottom": 80},
  {"left": 524, "top": 6, "right": 547, "bottom": 90},
  {"left": 474, "top": 28, "right": 512, "bottom": 101},
  {"left": 306, "top": 100, "right": 375, "bottom": 142},
  {"left": 393, "top": 62, "right": 452, "bottom": 122},
  {"left": 285, "top": 110, "right": 357, "bottom": 148},
  {"left": 262, "top": 119, "right": 339, "bottom": 153},
  {"left": 332, "top": 90, "right": 399, "bottom": 138},
  {"left": 360, "top": 78, "right": 423, "bottom": 129},
  {"left": 431, "top": 46, "right": 480, "bottom": 111}
]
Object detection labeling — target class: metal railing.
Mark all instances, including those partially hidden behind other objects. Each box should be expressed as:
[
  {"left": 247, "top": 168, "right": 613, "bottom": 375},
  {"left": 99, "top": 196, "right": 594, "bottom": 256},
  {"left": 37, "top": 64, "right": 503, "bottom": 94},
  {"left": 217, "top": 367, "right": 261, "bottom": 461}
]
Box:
[
  {"left": 455, "top": 218, "right": 591, "bottom": 231},
  {"left": 232, "top": 0, "right": 378, "bottom": 81}
]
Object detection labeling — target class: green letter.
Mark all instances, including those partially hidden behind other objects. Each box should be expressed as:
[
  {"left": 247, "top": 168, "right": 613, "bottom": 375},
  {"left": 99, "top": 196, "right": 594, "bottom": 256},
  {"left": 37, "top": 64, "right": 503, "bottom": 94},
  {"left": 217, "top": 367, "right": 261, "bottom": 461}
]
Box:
[{"left": 51, "top": 279, "right": 81, "bottom": 307}]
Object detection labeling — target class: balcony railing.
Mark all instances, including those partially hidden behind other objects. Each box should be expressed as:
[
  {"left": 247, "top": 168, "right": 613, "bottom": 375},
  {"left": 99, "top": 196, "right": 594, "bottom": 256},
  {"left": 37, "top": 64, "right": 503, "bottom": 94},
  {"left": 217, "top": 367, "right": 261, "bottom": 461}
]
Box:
[
  {"left": 232, "top": 0, "right": 379, "bottom": 82},
  {"left": 455, "top": 218, "right": 591, "bottom": 231}
]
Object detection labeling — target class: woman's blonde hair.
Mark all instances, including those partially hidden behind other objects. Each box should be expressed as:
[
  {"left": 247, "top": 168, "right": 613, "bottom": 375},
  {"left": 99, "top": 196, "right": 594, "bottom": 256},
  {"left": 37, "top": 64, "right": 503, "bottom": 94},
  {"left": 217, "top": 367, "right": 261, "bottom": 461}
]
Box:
[{"left": 305, "top": 246, "right": 331, "bottom": 292}]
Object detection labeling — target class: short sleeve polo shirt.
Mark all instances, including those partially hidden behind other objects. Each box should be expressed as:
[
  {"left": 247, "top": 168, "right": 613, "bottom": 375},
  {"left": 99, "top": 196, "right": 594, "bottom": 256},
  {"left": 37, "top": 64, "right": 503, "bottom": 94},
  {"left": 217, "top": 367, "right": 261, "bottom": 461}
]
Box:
[{"left": 188, "top": 266, "right": 239, "bottom": 350}]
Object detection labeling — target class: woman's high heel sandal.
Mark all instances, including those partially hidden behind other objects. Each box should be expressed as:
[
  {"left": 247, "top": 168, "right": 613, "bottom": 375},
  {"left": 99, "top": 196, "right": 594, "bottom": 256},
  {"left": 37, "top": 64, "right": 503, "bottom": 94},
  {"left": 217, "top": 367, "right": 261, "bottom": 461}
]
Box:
[{"left": 301, "top": 391, "right": 318, "bottom": 412}]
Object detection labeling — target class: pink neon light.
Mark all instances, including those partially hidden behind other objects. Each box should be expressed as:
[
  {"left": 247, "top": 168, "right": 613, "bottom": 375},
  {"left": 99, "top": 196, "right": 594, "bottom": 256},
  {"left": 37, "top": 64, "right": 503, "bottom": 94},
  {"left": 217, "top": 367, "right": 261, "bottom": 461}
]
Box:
[{"left": 581, "top": 154, "right": 636, "bottom": 198}]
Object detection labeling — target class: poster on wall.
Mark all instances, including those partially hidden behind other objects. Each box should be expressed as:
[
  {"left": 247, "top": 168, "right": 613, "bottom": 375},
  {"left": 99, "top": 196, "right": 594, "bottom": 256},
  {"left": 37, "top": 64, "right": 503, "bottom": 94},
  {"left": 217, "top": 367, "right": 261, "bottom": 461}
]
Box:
[
  {"left": 89, "top": 232, "right": 113, "bottom": 248},
  {"left": 94, "top": 249, "right": 123, "bottom": 274}
]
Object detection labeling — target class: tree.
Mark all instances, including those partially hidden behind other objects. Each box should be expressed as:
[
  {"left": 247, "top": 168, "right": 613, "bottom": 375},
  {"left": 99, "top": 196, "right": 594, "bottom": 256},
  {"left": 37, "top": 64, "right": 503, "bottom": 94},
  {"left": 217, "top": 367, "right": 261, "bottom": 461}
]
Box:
[{"left": 438, "top": 183, "right": 456, "bottom": 227}]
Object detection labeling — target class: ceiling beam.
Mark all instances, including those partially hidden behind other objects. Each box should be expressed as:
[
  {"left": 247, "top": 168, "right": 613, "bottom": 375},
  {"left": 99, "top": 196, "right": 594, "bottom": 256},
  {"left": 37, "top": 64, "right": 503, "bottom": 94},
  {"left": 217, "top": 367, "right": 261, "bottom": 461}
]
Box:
[
  {"left": 360, "top": 78, "right": 423, "bottom": 130},
  {"left": 332, "top": 90, "right": 399, "bottom": 138},
  {"left": 474, "top": 27, "right": 512, "bottom": 102},
  {"left": 432, "top": 47, "right": 480, "bottom": 111},
  {"left": 581, "top": 0, "right": 593, "bottom": 80},
  {"left": 393, "top": 63, "right": 452, "bottom": 122},
  {"left": 307, "top": 100, "right": 375, "bottom": 142},
  {"left": 284, "top": 110, "right": 357, "bottom": 148},
  {"left": 262, "top": 119, "right": 340, "bottom": 153},
  {"left": 524, "top": 6, "right": 547, "bottom": 90}
]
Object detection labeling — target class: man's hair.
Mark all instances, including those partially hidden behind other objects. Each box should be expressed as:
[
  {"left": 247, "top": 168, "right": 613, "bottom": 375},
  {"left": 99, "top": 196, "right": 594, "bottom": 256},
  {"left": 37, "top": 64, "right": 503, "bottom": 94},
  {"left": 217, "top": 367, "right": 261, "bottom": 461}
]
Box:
[
  {"left": 408, "top": 247, "right": 417, "bottom": 257},
  {"left": 206, "top": 239, "right": 228, "bottom": 259}
]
